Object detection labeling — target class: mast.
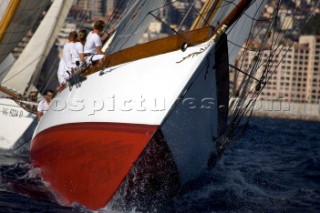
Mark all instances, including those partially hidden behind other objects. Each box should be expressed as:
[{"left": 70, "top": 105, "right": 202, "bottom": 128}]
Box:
[
  {"left": 84, "top": 0, "right": 255, "bottom": 76},
  {"left": 0, "top": 0, "right": 20, "bottom": 42}
]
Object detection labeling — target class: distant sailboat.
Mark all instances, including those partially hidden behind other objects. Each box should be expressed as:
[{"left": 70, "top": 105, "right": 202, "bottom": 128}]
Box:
[
  {"left": 30, "top": 0, "right": 318, "bottom": 210},
  {"left": 0, "top": 0, "right": 73, "bottom": 150}
]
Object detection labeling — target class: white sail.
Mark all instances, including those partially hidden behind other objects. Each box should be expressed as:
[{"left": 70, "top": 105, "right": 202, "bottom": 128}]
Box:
[
  {"left": 1, "top": 0, "right": 73, "bottom": 95},
  {"left": 0, "top": 0, "right": 51, "bottom": 65},
  {"left": 106, "top": 0, "right": 166, "bottom": 54}
]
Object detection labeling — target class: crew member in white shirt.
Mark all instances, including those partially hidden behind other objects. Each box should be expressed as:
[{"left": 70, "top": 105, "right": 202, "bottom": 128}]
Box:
[
  {"left": 37, "top": 89, "right": 54, "bottom": 121},
  {"left": 57, "top": 31, "right": 78, "bottom": 92},
  {"left": 72, "top": 29, "right": 87, "bottom": 67},
  {"left": 84, "top": 20, "right": 113, "bottom": 63}
]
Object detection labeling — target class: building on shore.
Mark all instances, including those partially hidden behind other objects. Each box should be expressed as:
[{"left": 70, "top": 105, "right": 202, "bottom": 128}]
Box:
[{"left": 231, "top": 35, "right": 320, "bottom": 120}]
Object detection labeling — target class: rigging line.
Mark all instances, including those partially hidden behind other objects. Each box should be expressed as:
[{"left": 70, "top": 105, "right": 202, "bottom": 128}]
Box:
[
  {"left": 186, "top": 0, "right": 216, "bottom": 32},
  {"left": 185, "top": 0, "right": 245, "bottom": 35},
  {"left": 228, "top": 39, "right": 271, "bottom": 52},
  {"left": 228, "top": 102, "right": 256, "bottom": 141},
  {"left": 247, "top": 1, "right": 280, "bottom": 80},
  {"left": 2, "top": 7, "right": 72, "bottom": 90},
  {"left": 266, "top": 0, "right": 314, "bottom": 75},
  {"left": 236, "top": 1, "right": 316, "bottom": 119},
  {"left": 235, "top": 3, "right": 277, "bottom": 92},
  {"left": 234, "top": 0, "right": 268, "bottom": 43},
  {"left": 268, "top": 5, "right": 293, "bottom": 57},
  {"left": 225, "top": 0, "right": 271, "bottom": 22},
  {"left": 103, "top": 0, "right": 128, "bottom": 33},
  {"left": 228, "top": 0, "right": 269, "bottom": 70},
  {"left": 0, "top": 54, "right": 43, "bottom": 84},
  {"left": 109, "top": 0, "right": 141, "bottom": 32},
  {"left": 237, "top": 92, "right": 267, "bottom": 125},
  {"left": 268, "top": 0, "right": 309, "bottom": 56},
  {"left": 227, "top": 95, "right": 257, "bottom": 136},
  {"left": 226, "top": 2, "right": 317, "bottom": 146},
  {"left": 276, "top": 2, "right": 311, "bottom": 60},
  {"left": 148, "top": 12, "right": 195, "bottom": 46},
  {"left": 5, "top": 2, "right": 51, "bottom": 24},
  {"left": 104, "top": 0, "right": 123, "bottom": 26},
  {"left": 229, "top": 64, "right": 260, "bottom": 82},
  {"left": 231, "top": 31, "right": 263, "bottom": 77},
  {"left": 177, "top": 0, "right": 196, "bottom": 31},
  {"left": 77, "top": 12, "right": 89, "bottom": 31},
  {"left": 34, "top": 10, "right": 90, "bottom": 94},
  {"left": 234, "top": 52, "right": 261, "bottom": 103},
  {"left": 230, "top": 61, "right": 264, "bottom": 114},
  {"left": 36, "top": 4, "right": 97, "bottom": 94},
  {"left": 263, "top": 12, "right": 315, "bottom": 94},
  {"left": 106, "top": 0, "right": 151, "bottom": 53},
  {"left": 231, "top": 99, "right": 255, "bottom": 129}
]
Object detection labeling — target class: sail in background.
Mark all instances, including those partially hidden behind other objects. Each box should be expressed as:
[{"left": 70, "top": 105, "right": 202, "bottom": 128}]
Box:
[
  {"left": 1, "top": 0, "right": 73, "bottom": 96},
  {"left": 0, "top": 0, "right": 73, "bottom": 150},
  {"left": 0, "top": 0, "right": 51, "bottom": 65}
]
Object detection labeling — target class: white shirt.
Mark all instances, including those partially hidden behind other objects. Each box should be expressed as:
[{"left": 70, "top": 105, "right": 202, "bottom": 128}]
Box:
[
  {"left": 63, "top": 42, "right": 75, "bottom": 70},
  {"left": 72, "top": 42, "right": 84, "bottom": 65},
  {"left": 37, "top": 99, "right": 49, "bottom": 114},
  {"left": 84, "top": 32, "right": 102, "bottom": 55}
]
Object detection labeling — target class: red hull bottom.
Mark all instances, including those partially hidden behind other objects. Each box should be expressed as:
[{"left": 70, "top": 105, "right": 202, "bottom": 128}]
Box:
[{"left": 30, "top": 122, "right": 179, "bottom": 210}]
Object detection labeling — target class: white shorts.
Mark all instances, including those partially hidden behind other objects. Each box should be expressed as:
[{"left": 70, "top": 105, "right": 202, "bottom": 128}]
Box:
[
  {"left": 57, "top": 60, "right": 71, "bottom": 84},
  {"left": 85, "top": 54, "right": 104, "bottom": 64}
]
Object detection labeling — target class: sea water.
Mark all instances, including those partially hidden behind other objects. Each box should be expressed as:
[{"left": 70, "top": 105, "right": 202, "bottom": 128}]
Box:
[{"left": 0, "top": 117, "right": 319, "bottom": 212}]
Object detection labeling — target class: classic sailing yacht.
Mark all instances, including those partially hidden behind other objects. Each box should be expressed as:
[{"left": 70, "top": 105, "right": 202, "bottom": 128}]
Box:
[
  {"left": 30, "top": 0, "right": 297, "bottom": 210},
  {"left": 0, "top": 0, "right": 72, "bottom": 150}
]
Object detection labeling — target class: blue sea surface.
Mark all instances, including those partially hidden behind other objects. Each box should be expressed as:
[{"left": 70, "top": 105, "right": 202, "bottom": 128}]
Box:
[{"left": 0, "top": 117, "right": 319, "bottom": 212}]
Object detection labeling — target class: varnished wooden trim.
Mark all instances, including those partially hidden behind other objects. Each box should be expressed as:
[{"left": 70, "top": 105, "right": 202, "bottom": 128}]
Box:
[
  {"left": 0, "top": 86, "right": 19, "bottom": 98},
  {"left": 83, "top": 0, "right": 253, "bottom": 76}
]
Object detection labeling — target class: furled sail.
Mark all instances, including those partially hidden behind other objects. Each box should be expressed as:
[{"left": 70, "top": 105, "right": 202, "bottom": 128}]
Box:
[
  {"left": 0, "top": 0, "right": 51, "bottom": 64},
  {"left": 1, "top": 0, "right": 73, "bottom": 96},
  {"left": 106, "top": 0, "right": 166, "bottom": 54}
]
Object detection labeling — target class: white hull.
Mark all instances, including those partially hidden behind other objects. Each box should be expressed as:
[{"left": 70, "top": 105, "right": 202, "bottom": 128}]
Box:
[
  {"left": 33, "top": 38, "right": 218, "bottom": 177},
  {"left": 0, "top": 98, "right": 36, "bottom": 150}
]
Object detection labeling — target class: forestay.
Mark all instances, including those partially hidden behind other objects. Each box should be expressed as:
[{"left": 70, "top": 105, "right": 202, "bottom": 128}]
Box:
[{"left": 106, "top": 0, "right": 166, "bottom": 54}]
